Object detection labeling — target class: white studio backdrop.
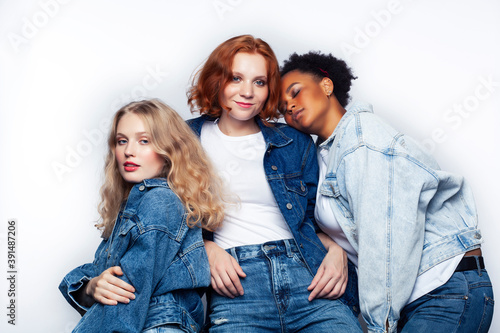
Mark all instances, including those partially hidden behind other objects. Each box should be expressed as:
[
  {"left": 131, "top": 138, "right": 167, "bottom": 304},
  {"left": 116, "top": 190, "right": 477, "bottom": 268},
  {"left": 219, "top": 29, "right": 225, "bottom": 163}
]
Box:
[{"left": 0, "top": 0, "right": 498, "bottom": 332}]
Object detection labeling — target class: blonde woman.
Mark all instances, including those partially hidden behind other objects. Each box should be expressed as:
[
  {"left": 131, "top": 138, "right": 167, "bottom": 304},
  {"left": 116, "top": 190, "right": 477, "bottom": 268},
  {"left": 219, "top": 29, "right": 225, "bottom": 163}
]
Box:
[{"left": 59, "top": 99, "right": 226, "bottom": 333}]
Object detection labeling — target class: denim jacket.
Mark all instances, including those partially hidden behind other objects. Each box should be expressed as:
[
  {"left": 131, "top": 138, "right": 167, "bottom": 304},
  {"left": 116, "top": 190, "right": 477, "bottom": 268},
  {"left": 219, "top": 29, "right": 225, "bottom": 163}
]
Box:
[
  {"left": 59, "top": 178, "right": 210, "bottom": 333},
  {"left": 188, "top": 116, "right": 327, "bottom": 272},
  {"left": 318, "top": 102, "right": 483, "bottom": 333}
]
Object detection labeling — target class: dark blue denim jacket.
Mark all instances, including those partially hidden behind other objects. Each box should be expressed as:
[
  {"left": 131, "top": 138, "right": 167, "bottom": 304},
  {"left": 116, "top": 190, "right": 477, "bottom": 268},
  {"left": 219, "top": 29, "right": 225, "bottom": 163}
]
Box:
[
  {"left": 188, "top": 116, "right": 328, "bottom": 274},
  {"left": 59, "top": 178, "right": 210, "bottom": 332}
]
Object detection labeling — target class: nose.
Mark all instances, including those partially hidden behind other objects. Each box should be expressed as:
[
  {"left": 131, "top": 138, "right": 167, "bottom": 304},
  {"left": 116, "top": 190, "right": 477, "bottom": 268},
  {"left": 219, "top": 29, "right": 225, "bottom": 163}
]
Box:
[
  {"left": 239, "top": 81, "right": 254, "bottom": 98},
  {"left": 124, "top": 142, "right": 136, "bottom": 157}
]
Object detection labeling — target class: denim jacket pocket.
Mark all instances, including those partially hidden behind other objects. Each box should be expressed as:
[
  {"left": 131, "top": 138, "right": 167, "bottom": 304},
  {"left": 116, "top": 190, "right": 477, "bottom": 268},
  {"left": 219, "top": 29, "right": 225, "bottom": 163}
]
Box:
[
  {"left": 320, "top": 176, "right": 353, "bottom": 219},
  {"left": 118, "top": 217, "right": 136, "bottom": 236},
  {"left": 284, "top": 177, "right": 308, "bottom": 197},
  {"left": 319, "top": 176, "right": 339, "bottom": 198}
]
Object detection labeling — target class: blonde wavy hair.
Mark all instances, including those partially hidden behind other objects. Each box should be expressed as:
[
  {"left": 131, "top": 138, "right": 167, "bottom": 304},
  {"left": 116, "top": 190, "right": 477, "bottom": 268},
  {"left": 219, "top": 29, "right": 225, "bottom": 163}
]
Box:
[{"left": 97, "top": 99, "right": 226, "bottom": 238}]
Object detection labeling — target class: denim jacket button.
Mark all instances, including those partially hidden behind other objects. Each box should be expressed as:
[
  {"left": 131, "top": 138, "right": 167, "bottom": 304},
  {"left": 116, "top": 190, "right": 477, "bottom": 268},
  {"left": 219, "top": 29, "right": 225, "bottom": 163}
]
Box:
[
  {"left": 271, "top": 165, "right": 278, "bottom": 171},
  {"left": 286, "top": 203, "right": 292, "bottom": 209},
  {"left": 474, "top": 232, "right": 481, "bottom": 239},
  {"left": 139, "top": 185, "right": 146, "bottom": 191}
]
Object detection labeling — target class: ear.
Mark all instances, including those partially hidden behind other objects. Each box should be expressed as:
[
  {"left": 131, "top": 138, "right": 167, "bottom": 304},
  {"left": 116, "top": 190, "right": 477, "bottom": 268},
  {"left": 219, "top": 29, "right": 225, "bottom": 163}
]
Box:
[{"left": 321, "top": 77, "right": 334, "bottom": 97}]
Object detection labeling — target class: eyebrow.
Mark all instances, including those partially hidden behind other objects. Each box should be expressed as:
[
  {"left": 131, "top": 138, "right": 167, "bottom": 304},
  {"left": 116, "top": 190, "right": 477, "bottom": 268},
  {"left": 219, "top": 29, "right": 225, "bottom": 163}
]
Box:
[
  {"left": 233, "top": 71, "right": 268, "bottom": 80},
  {"left": 285, "top": 82, "right": 299, "bottom": 94},
  {"left": 115, "top": 132, "right": 149, "bottom": 137}
]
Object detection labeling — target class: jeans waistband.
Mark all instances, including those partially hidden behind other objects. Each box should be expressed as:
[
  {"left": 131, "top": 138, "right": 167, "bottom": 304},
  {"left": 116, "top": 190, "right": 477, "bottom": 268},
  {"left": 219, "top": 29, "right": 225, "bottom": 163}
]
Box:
[{"left": 226, "top": 239, "right": 299, "bottom": 261}]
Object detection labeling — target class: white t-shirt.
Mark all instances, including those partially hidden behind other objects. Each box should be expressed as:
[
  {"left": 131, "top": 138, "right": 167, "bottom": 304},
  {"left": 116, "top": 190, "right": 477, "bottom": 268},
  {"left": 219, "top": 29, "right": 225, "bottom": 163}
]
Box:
[
  {"left": 315, "top": 148, "right": 358, "bottom": 266},
  {"left": 200, "top": 121, "right": 293, "bottom": 249}
]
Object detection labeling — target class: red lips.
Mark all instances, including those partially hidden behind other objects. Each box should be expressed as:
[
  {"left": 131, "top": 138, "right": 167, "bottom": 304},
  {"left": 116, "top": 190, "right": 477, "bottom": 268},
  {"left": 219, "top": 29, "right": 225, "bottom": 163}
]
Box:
[
  {"left": 235, "top": 101, "right": 253, "bottom": 108},
  {"left": 124, "top": 161, "right": 139, "bottom": 172}
]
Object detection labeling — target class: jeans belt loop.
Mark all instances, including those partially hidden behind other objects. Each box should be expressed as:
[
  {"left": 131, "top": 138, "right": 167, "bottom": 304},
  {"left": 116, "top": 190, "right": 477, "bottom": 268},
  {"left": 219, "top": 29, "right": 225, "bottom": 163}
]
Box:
[
  {"left": 230, "top": 247, "right": 239, "bottom": 264},
  {"left": 475, "top": 255, "right": 483, "bottom": 277},
  {"left": 283, "top": 239, "right": 293, "bottom": 258}
]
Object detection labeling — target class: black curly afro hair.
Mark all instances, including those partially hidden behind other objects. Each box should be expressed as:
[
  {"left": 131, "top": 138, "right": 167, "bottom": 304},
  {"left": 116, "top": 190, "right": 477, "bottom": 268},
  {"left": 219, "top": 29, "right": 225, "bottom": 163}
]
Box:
[{"left": 280, "top": 51, "right": 357, "bottom": 107}]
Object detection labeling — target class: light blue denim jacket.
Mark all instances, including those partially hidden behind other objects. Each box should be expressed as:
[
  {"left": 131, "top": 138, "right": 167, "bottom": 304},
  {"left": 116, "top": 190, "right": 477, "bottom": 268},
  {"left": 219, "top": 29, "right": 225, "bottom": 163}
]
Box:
[
  {"left": 59, "top": 178, "right": 210, "bottom": 333},
  {"left": 188, "top": 116, "right": 360, "bottom": 313},
  {"left": 318, "top": 102, "right": 483, "bottom": 333}
]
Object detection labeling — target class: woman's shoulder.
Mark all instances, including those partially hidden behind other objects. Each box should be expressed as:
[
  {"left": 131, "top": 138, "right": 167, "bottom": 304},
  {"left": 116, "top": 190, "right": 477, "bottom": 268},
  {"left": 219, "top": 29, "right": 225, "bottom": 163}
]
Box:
[
  {"left": 339, "top": 104, "right": 409, "bottom": 151},
  {"left": 186, "top": 115, "right": 205, "bottom": 126},
  {"left": 141, "top": 183, "right": 177, "bottom": 202},
  {"left": 345, "top": 101, "right": 393, "bottom": 131},
  {"left": 266, "top": 121, "right": 314, "bottom": 142},
  {"left": 186, "top": 115, "right": 217, "bottom": 134},
  {"left": 133, "top": 180, "right": 185, "bottom": 227}
]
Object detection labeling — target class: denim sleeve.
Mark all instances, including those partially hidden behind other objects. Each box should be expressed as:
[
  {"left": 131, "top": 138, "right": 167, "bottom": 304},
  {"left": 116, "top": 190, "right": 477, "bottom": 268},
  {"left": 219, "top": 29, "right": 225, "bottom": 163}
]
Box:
[
  {"left": 341, "top": 146, "right": 437, "bottom": 333},
  {"left": 59, "top": 263, "right": 99, "bottom": 315},
  {"left": 302, "top": 136, "right": 320, "bottom": 232},
  {"left": 72, "top": 229, "right": 182, "bottom": 333},
  {"left": 72, "top": 189, "right": 186, "bottom": 332}
]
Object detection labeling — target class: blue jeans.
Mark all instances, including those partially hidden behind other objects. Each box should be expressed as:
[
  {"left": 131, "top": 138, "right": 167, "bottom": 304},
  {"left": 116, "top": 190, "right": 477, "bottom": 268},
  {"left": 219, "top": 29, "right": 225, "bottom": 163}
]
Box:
[
  {"left": 143, "top": 325, "right": 187, "bottom": 332},
  {"left": 206, "top": 239, "right": 362, "bottom": 332},
  {"left": 398, "top": 260, "right": 494, "bottom": 332},
  {"left": 142, "top": 324, "right": 188, "bottom": 333}
]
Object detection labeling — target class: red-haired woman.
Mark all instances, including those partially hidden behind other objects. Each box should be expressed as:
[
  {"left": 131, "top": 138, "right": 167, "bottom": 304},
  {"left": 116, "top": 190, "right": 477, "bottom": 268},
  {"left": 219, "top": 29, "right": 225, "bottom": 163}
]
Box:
[{"left": 185, "top": 35, "right": 362, "bottom": 332}]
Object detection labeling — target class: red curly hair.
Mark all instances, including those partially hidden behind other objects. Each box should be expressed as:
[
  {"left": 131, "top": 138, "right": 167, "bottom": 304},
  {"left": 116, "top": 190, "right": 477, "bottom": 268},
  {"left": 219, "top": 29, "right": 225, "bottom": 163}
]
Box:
[{"left": 188, "top": 35, "right": 281, "bottom": 122}]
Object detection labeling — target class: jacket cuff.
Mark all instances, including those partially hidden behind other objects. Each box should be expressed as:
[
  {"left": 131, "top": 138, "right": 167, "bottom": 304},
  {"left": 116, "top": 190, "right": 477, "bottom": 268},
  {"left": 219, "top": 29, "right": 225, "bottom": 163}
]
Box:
[{"left": 59, "top": 276, "right": 92, "bottom": 316}]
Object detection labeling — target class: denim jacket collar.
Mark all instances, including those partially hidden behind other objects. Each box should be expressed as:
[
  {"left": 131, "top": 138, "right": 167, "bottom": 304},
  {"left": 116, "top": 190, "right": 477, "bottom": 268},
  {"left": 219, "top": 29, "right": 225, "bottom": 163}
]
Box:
[
  {"left": 187, "top": 114, "right": 211, "bottom": 136},
  {"left": 123, "top": 178, "right": 170, "bottom": 216},
  {"left": 141, "top": 178, "right": 169, "bottom": 188},
  {"left": 317, "top": 101, "right": 374, "bottom": 151},
  {"left": 188, "top": 115, "right": 293, "bottom": 149},
  {"left": 256, "top": 118, "right": 293, "bottom": 149}
]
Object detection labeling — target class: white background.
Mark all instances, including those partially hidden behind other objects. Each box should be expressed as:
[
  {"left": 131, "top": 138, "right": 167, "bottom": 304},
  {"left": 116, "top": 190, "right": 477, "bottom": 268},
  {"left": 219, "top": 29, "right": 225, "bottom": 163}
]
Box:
[{"left": 0, "top": 0, "right": 499, "bottom": 332}]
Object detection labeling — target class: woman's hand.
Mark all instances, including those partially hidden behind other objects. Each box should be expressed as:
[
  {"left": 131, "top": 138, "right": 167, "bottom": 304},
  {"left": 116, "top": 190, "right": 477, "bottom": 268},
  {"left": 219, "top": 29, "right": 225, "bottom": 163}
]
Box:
[
  {"left": 85, "top": 266, "right": 136, "bottom": 306},
  {"left": 204, "top": 240, "right": 246, "bottom": 298},
  {"left": 308, "top": 233, "right": 348, "bottom": 301}
]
